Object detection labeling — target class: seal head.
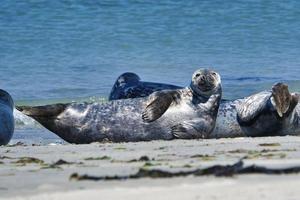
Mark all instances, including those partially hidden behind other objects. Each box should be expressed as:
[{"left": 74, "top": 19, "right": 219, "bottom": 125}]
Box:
[{"left": 190, "top": 69, "right": 221, "bottom": 98}]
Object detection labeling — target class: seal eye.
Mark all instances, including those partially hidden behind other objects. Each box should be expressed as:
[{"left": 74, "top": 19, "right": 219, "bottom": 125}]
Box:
[
  {"left": 211, "top": 72, "right": 217, "bottom": 76},
  {"left": 195, "top": 73, "right": 201, "bottom": 78}
]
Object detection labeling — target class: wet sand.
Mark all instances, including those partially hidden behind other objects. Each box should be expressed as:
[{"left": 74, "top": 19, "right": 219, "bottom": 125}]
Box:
[{"left": 1, "top": 136, "right": 300, "bottom": 200}]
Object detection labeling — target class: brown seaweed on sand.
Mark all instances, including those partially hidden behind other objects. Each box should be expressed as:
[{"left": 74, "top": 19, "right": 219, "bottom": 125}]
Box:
[{"left": 69, "top": 160, "right": 300, "bottom": 181}]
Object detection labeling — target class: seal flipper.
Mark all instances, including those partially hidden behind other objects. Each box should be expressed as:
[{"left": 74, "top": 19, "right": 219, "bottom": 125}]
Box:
[
  {"left": 171, "top": 119, "right": 210, "bottom": 139},
  {"left": 142, "top": 91, "right": 178, "bottom": 123},
  {"left": 16, "top": 103, "right": 69, "bottom": 132},
  {"left": 271, "top": 83, "right": 292, "bottom": 117},
  {"left": 237, "top": 83, "right": 298, "bottom": 124},
  {"left": 16, "top": 104, "right": 68, "bottom": 118},
  {"left": 16, "top": 103, "right": 70, "bottom": 132},
  {"left": 237, "top": 92, "right": 272, "bottom": 123}
]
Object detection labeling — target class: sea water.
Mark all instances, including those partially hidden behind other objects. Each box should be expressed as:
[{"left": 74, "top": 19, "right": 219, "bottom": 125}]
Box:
[{"left": 1, "top": 0, "right": 300, "bottom": 144}]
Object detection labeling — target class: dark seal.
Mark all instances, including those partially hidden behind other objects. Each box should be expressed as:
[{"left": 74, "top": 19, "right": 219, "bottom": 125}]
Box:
[
  {"left": 0, "top": 89, "right": 14, "bottom": 145},
  {"left": 109, "top": 72, "right": 300, "bottom": 137},
  {"left": 16, "top": 69, "right": 222, "bottom": 144}
]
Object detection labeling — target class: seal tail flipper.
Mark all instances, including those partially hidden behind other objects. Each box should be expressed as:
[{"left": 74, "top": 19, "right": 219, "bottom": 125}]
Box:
[
  {"left": 109, "top": 72, "right": 141, "bottom": 100},
  {"left": 16, "top": 103, "right": 69, "bottom": 119}
]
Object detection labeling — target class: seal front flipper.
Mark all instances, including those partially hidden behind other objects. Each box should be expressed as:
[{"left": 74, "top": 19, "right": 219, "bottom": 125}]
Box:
[
  {"left": 271, "top": 83, "right": 296, "bottom": 117},
  {"left": 142, "top": 91, "right": 178, "bottom": 123},
  {"left": 237, "top": 91, "right": 271, "bottom": 123},
  {"left": 171, "top": 119, "right": 210, "bottom": 139}
]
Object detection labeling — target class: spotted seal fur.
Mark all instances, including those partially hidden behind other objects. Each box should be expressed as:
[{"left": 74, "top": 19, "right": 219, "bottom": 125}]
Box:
[
  {"left": 109, "top": 72, "right": 300, "bottom": 137},
  {"left": 16, "top": 69, "right": 222, "bottom": 144}
]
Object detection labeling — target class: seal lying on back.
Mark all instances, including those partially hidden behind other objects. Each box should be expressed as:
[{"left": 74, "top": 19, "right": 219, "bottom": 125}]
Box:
[
  {"left": 109, "top": 72, "right": 300, "bottom": 137},
  {"left": 0, "top": 89, "right": 14, "bottom": 145},
  {"left": 16, "top": 69, "right": 222, "bottom": 144}
]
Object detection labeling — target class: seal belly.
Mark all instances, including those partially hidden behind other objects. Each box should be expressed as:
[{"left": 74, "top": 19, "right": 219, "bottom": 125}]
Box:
[
  {"left": 58, "top": 98, "right": 173, "bottom": 142},
  {"left": 211, "top": 100, "right": 244, "bottom": 138}
]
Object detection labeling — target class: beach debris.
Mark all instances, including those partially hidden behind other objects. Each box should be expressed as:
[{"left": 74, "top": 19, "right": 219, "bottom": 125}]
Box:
[
  {"left": 42, "top": 159, "right": 82, "bottom": 169},
  {"left": 111, "top": 156, "right": 152, "bottom": 163},
  {"left": 12, "top": 157, "right": 44, "bottom": 165},
  {"left": 6, "top": 142, "right": 26, "bottom": 147},
  {"left": 114, "top": 146, "right": 127, "bottom": 150},
  {"left": 259, "top": 143, "right": 281, "bottom": 147},
  {"left": 142, "top": 161, "right": 161, "bottom": 168},
  {"left": 225, "top": 149, "right": 287, "bottom": 159},
  {"left": 155, "top": 146, "right": 168, "bottom": 150},
  {"left": 52, "top": 159, "right": 76, "bottom": 165},
  {"left": 190, "top": 154, "right": 215, "bottom": 161},
  {"left": 0, "top": 156, "right": 13, "bottom": 160},
  {"left": 69, "top": 160, "right": 300, "bottom": 181},
  {"left": 128, "top": 156, "right": 150, "bottom": 162},
  {"left": 84, "top": 156, "right": 111, "bottom": 161}
]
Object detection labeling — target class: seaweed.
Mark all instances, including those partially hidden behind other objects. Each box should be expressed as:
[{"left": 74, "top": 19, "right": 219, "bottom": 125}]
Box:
[
  {"left": 114, "top": 146, "right": 127, "bottom": 150},
  {"left": 42, "top": 159, "right": 81, "bottom": 169},
  {"left": 12, "top": 157, "right": 44, "bottom": 165},
  {"left": 142, "top": 161, "right": 161, "bottom": 167},
  {"left": 84, "top": 156, "right": 111, "bottom": 161},
  {"left": 69, "top": 160, "right": 300, "bottom": 181},
  {"left": 0, "top": 156, "right": 13, "bottom": 160},
  {"left": 259, "top": 143, "right": 281, "bottom": 147},
  {"left": 190, "top": 154, "right": 215, "bottom": 161},
  {"left": 6, "top": 142, "right": 26, "bottom": 147},
  {"left": 128, "top": 156, "right": 150, "bottom": 162}
]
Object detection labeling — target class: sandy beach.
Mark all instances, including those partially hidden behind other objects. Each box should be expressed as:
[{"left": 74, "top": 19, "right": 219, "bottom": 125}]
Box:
[{"left": 1, "top": 136, "right": 300, "bottom": 200}]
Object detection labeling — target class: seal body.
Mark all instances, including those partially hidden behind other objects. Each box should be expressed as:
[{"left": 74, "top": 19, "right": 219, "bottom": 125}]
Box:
[
  {"left": 0, "top": 89, "right": 14, "bottom": 145},
  {"left": 109, "top": 73, "right": 300, "bottom": 137},
  {"left": 109, "top": 72, "right": 181, "bottom": 100},
  {"left": 17, "top": 69, "right": 222, "bottom": 144}
]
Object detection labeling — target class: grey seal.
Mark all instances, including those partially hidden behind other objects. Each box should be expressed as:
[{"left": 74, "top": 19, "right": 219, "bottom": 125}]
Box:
[
  {"left": 0, "top": 89, "right": 14, "bottom": 145},
  {"left": 16, "top": 69, "right": 222, "bottom": 144},
  {"left": 109, "top": 72, "right": 181, "bottom": 100},
  {"left": 109, "top": 72, "right": 300, "bottom": 137}
]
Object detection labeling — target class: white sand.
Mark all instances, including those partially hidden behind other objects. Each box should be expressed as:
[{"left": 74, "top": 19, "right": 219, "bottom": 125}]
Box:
[{"left": 1, "top": 136, "right": 300, "bottom": 200}]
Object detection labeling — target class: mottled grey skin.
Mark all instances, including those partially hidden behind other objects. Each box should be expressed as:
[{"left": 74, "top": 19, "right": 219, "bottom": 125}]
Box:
[
  {"left": 17, "top": 69, "right": 222, "bottom": 144},
  {"left": 109, "top": 73, "right": 300, "bottom": 137},
  {"left": 109, "top": 72, "right": 181, "bottom": 100},
  {"left": 0, "top": 89, "right": 14, "bottom": 145}
]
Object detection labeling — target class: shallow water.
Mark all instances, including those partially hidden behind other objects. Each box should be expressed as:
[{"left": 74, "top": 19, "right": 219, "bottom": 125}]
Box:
[{"left": 1, "top": 0, "right": 300, "bottom": 143}]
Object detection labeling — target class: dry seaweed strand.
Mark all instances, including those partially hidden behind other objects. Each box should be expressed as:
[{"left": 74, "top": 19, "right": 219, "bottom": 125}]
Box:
[{"left": 69, "top": 160, "right": 300, "bottom": 181}]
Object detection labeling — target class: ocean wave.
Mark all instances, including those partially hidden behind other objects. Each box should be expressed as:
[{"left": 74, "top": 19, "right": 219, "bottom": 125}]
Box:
[{"left": 14, "top": 109, "right": 41, "bottom": 129}]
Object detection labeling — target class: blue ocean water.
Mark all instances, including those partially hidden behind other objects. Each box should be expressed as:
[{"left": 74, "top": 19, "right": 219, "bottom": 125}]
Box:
[{"left": 1, "top": 0, "right": 300, "bottom": 144}]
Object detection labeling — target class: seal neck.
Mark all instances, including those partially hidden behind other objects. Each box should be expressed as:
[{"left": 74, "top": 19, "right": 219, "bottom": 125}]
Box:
[{"left": 188, "top": 83, "right": 221, "bottom": 102}]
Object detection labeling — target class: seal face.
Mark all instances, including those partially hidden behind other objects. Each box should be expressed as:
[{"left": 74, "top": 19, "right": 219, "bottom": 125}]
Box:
[
  {"left": 0, "top": 89, "right": 15, "bottom": 145},
  {"left": 109, "top": 73, "right": 300, "bottom": 138},
  {"left": 17, "top": 69, "right": 222, "bottom": 144}
]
